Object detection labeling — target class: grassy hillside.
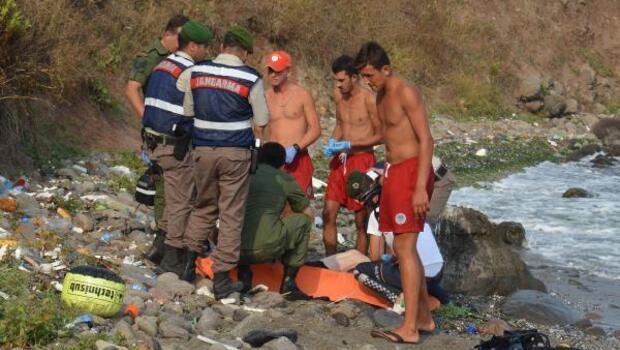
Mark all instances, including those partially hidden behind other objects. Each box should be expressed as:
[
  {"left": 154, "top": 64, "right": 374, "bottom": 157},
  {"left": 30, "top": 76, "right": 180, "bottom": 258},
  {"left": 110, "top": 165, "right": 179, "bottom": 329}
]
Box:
[{"left": 1, "top": 0, "right": 619, "bottom": 174}]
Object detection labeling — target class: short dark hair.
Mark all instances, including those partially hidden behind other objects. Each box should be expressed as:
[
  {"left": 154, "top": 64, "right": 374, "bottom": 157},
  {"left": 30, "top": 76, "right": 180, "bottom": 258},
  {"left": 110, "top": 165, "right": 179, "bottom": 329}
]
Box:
[
  {"left": 165, "top": 15, "right": 189, "bottom": 33},
  {"left": 331, "top": 55, "right": 357, "bottom": 76},
  {"left": 354, "top": 41, "right": 390, "bottom": 70},
  {"left": 258, "top": 142, "right": 286, "bottom": 169},
  {"left": 177, "top": 34, "right": 189, "bottom": 50},
  {"left": 222, "top": 31, "right": 243, "bottom": 51}
]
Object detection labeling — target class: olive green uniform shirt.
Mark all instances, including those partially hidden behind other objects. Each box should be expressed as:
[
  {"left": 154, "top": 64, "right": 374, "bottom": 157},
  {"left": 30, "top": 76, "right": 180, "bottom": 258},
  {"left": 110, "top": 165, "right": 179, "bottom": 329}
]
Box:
[
  {"left": 128, "top": 39, "right": 170, "bottom": 88},
  {"left": 240, "top": 164, "right": 310, "bottom": 253}
]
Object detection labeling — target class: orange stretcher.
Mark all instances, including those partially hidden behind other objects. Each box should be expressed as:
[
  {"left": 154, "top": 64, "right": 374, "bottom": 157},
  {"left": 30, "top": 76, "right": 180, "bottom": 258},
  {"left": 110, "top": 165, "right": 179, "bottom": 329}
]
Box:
[{"left": 196, "top": 257, "right": 439, "bottom": 310}]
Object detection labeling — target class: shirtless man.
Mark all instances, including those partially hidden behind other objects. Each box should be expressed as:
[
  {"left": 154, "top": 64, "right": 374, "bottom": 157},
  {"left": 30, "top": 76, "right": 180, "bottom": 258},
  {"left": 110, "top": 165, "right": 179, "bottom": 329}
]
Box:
[
  {"left": 355, "top": 42, "right": 435, "bottom": 344},
  {"left": 322, "top": 55, "right": 381, "bottom": 256},
  {"left": 265, "top": 51, "right": 321, "bottom": 197}
]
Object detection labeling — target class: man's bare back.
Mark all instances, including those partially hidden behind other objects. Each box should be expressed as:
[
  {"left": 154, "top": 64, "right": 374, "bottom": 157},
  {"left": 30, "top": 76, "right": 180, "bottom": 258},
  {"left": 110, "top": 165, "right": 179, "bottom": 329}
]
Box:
[
  {"left": 333, "top": 87, "right": 380, "bottom": 153},
  {"left": 266, "top": 83, "right": 320, "bottom": 148}
]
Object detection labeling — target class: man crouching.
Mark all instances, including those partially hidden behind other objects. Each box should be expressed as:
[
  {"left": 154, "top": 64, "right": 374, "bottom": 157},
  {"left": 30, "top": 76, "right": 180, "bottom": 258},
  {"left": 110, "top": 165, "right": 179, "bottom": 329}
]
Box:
[{"left": 237, "top": 142, "right": 314, "bottom": 300}]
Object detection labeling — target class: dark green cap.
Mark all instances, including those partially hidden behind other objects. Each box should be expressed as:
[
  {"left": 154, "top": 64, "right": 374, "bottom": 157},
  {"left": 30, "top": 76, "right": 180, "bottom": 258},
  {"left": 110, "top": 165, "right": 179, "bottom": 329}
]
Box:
[
  {"left": 346, "top": 170, "right": 375, "bottom": 199},
  {"left": 180, "top": 20, "right": 213, "bottom": 44},
  {"left": 226, "top": 25, "right": 253, "bottom": 53}
]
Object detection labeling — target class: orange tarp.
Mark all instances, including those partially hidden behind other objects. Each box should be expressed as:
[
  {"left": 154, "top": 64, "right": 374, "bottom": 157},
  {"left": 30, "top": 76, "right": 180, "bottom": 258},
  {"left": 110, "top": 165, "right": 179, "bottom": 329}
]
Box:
[{"left": 196, "top": 257, "right": 439, "bottom": 310}]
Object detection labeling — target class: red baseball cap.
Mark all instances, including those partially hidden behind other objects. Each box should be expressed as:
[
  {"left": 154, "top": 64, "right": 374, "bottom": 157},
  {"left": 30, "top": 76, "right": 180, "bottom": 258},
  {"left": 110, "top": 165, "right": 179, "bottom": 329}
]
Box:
[{"left": 265, "top": 51, "right": 292, "bottom": 72}]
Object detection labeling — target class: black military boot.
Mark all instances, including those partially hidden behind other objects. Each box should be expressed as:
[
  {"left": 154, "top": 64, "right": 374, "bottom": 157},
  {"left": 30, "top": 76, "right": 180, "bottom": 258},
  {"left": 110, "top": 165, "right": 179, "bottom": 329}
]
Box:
[
  {"left": 180, "top": 249, "right": 199, "bottom": 282},
  {"left": 237, "top": 265, "right": 253, "bottom": 293},
  {"left": 280, "top": 266, "right": 310, "bottom": 301},
  {"left": 145, "top": 229, "right": 166, "bottom": 265},
  {"left": 158, "top": 244, "right": 186, "bottom": 277},
  {"left": 213, "top": 272, "right": 244, "bottom": 300}
]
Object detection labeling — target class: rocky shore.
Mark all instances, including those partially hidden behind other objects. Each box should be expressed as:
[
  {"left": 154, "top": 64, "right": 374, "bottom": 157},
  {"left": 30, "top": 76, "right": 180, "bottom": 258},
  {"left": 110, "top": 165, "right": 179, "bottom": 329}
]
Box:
[{"left": 1, "top": 115, "right": 619, "bottom": 349}]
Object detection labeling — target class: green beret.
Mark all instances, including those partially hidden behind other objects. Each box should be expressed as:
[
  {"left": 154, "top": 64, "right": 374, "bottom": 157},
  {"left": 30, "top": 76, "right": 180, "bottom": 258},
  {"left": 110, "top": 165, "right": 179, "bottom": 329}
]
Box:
[
  {"left": 226, "top": 25, "right": 253, "bottom": 53},
  {"left": 180, "top": 20, "right": 213, "bottom": 45},
  {"left": 346, "top": 170, "right": 375, "bottom": 199}
]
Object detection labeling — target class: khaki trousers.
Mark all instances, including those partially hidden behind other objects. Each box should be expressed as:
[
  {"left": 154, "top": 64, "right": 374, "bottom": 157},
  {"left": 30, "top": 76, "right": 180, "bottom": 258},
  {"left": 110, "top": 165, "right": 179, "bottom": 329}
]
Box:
[
  {"left": 148, "top": 144, "right": 194, "bottom": 248},
  {"left": 185, "top": 147, "right": 251, "bottom": 273}
]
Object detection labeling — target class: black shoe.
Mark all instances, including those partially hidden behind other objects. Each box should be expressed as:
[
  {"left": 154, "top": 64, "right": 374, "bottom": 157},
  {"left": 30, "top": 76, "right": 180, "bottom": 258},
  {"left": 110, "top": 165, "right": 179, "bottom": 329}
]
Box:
[
  {"left": 280, "top": 266, "right": 310, "bottom": 301},
  {"left": 213, "top": 271, "right": 244, "bottom": 300},
  {"left": 180, "top": 249, "right": 199, "bottom": 282},
  {"left": 158, "top": 244, "right": 186, "bottom": 277},
  {"left": 145, "top": 230, "right": 166, "bottom": 264},
  {"left": 237, "top": 265, "right": 253, "bottom": 293}
]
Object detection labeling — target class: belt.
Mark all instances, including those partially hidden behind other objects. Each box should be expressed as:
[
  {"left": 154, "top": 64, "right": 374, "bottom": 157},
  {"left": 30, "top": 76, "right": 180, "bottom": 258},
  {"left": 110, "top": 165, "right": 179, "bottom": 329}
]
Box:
[
  {"left": 144, "top": 130, "right": 179, "bottom": 146},
  {"left": 434, "top": 163, "right": 448, "bottom": 182}
]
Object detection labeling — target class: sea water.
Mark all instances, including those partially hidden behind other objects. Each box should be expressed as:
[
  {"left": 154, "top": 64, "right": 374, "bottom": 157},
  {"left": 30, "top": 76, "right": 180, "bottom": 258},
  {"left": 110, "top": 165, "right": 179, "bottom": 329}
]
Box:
[{"left": 450, "top": 154, "right": 620, "bottom": 281}]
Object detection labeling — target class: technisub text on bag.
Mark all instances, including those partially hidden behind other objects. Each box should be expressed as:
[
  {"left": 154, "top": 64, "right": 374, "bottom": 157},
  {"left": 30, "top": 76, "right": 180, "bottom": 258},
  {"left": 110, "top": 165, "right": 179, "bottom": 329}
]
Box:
[
  {"left": 140, "top": 20, "right": 213, "bottom": 278},
  {"left": 179, "top": 26, "right": 270, "bottom": 298},
  {"left": 67, "top": 281, "right": 124, "bottom": 303}
]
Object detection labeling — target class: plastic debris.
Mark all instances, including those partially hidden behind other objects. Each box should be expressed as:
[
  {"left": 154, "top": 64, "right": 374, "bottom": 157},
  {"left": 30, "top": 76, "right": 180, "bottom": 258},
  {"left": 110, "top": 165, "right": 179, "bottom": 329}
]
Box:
[
  {"left": 0, "top": 197, "right": 17, "bottom": 212},
  {"left": 0, "top": 227, "right": 11, "bottom": 238},
  {"left": 72, "top": 164, "right": 88, "bottom": 174},
  {"left": 127, "top": 283, "right": 148, "bottom": 292},
  {"left": 0, "top": 291, "right": 10, "bottom": 300},
  {"left": 124, "top": 304, "right": 140, "bottom": 319},
  {"left": 475, "top": 148, "right": 488, "bottom": 157},
  {"left": 65, "top": 314, "right": 94, "bottom": 329},
  {"left": 314, "top": 215, "right": 323, "bottom": 229},
  {"left": 57, "top": 207, "right": 72, "bottom": 219},
  {"left": 466, "top": 324, "right": 478, "bottom": 334},
  {"left": 109, "top": 166, "right": 132, "bottom": 177},
  {"left": 312, "top": 177, "right": 327, "bottom": 189},
  {"left": 51, "top": 281, "right": 63, "bottom": 292},
  {"left": 196, "top": 286, "right": 215, "bottom": 299}
]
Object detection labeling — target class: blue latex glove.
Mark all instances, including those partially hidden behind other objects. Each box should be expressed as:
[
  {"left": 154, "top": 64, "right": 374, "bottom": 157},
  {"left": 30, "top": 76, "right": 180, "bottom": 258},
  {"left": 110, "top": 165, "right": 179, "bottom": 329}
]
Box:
[
  {"left": 285, "top": 146, "right": 298, "bottom": 164},
  {"left": 331, "top": 140, "right": 352, "bottom": 152},
  {"left": 322, "top": 138, "right": 338, "bottom": 157}
]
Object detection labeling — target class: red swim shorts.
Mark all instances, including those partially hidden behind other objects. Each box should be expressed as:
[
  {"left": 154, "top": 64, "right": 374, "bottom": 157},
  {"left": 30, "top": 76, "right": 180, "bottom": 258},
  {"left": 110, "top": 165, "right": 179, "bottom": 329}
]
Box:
[
  {"left": 284, "top": 150, "right": 314, "bottom": 198},
  {"left": 378, "top": 157, "right": 434, "bottom": 234},
  {"left": 325, "top": 152, "right": 376, "bottom": 211}
]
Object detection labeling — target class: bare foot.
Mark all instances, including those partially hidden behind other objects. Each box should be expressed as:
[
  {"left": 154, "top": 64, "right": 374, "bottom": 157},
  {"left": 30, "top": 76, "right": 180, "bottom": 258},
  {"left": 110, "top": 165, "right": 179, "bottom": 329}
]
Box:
[
  {"left": 418, "top": 318, "right": 436, "bottom": 333},
  {"left": 390, "top": 326, "right": 420, "bottom": 343}
]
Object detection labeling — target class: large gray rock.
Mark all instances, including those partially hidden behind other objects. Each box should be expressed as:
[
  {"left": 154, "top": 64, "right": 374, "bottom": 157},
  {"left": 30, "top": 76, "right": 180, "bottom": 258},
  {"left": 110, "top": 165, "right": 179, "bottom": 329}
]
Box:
[
  {"left": 566, "top": 144, "right": 602, "bottom": 162},
  {"left": 592, "top": 117, "right": 620, "bottom": 148},
  {"left": 159, "top": 320, "right": 190, "bottom": 340},
  {"left": 436, "top": 206, "right": 546, "bottom": 296},
  {"left": 136, "top": 315, "right": 158, "bottom": 337},
  {"left": 250, "top": 291, "right": 286, "bottom": 308},
  {"left": 502, "top": 289, "right": 581, "bottom": 325},
  {"left": 112, "top": 320, "right": 137, "bottom": 345}
]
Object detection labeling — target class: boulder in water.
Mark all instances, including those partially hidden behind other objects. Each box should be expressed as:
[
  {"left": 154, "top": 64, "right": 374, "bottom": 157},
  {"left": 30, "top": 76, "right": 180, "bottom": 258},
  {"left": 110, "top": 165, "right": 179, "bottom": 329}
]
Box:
[
  {"left": 565, "top": 144, "right": 601, "bottom": 162},
  {"left": 436, "top": 206, "right": 545, "bottom": 296},
  {"left": 562, "top": 188, "right": 592, "bottom": 198},
  {"left": 591, "top": 154, "right": 617, "bottom": 168},
  {"left": 502, "top": 289, "right": 581, "bottom": 326}
]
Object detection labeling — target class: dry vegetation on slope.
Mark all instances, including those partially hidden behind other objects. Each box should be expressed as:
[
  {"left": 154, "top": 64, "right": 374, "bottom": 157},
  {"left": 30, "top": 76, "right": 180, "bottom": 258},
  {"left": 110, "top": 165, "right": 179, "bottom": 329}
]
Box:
[{"left": 0, "top": 0, "right": 618, "bottom": 174}]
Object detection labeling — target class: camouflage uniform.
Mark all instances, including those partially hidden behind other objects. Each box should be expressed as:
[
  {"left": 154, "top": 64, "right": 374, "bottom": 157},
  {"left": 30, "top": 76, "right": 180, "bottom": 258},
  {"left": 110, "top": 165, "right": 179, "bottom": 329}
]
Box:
[{"left": 128, "top": 39, "right": 170, "bottom": 232}]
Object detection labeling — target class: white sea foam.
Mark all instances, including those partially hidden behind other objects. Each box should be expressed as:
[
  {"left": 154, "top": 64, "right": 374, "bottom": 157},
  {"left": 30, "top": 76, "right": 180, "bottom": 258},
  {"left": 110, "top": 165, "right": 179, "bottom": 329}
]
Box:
[{"left": 450, "top": 154, "right": 620, "bottom": 280}]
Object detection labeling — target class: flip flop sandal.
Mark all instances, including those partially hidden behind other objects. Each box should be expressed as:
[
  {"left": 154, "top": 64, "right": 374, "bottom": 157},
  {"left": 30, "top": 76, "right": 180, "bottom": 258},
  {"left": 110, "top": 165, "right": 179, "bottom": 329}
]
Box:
[{"left": 371, "top": 329, "right": 418, "bottom": 344}]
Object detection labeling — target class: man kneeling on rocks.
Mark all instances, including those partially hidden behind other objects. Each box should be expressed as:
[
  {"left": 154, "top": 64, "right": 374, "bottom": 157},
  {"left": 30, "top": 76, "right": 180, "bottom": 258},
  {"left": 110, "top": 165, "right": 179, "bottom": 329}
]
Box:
[{"left": 237, "top": 142, "right": 314, "bottom": 300}]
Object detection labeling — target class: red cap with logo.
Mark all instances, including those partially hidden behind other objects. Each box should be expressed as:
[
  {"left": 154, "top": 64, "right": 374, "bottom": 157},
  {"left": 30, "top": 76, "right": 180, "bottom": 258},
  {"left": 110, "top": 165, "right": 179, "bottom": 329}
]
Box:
[{"left": 265, "top": 50, "right": 292, "bottom": 72}]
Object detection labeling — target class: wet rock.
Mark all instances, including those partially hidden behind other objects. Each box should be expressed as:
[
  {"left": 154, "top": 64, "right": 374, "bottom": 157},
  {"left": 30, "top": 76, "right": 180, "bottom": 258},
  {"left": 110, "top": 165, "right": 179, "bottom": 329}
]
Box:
[
  {"left": 159, "top": 320, "right": 190, "bottom": 340},
  {"left": 607, "top": 144, "right": 620, "bottom": 156},
  {"left": 497, "top": 221, "right": 526, "bottom": 247},
  {"left": 112, "top": 320, "right": 137, "bottom": 344},
  {"left": 584, "top": 326, "right": 606, "bottom": 338},
  {"left": 136, "top": 315, "right": 158, "bottom": 337},
  {"left": 566, "top": 143, "right": 602, "bottom": 161},
  {"left": 480, "top": 319, "right": 512, "bottom": 336},
  {"left": 544, "top": 95, "right": 567, "bottom": 118},
  {"left": 574, "top": 318, "right": 593, "bottom": 329},
  {"left": 262, "top": 336, "right": 298, "bottom": 350},
  {"left": 250, "top": 291, "right": 286, "bottom": 308},
  {"left": 96, "top": 340, "right": 128, "bottom": 350},
  {"left": 196, "top": 307, "right": 222, "bottom": 334},
  {"left": 502, "top": 289, "right": 581, "bottom": 325},
  {"left": 562, "top": 188, "right": 592, "bottom": 198},
  {"left": 372, "top": 309, "right": 403, "bottom": 329},
  {"left": 591, "top": 154, "right": 617, "bottom": 168},
  {"left": 436, "top": 206, "right": 545, "bottom": 295}
]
